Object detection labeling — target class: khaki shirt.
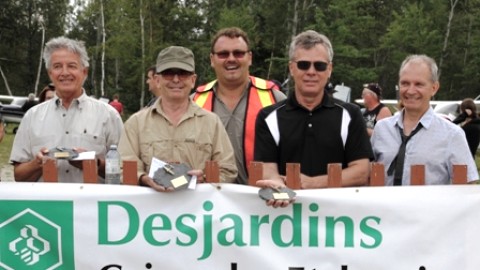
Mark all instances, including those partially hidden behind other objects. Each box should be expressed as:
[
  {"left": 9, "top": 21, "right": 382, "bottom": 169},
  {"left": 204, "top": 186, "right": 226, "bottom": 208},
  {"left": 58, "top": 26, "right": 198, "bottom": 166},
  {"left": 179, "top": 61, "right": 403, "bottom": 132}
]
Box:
[{"left": 118, "top": 99, "right": 237, "bottom": 183}]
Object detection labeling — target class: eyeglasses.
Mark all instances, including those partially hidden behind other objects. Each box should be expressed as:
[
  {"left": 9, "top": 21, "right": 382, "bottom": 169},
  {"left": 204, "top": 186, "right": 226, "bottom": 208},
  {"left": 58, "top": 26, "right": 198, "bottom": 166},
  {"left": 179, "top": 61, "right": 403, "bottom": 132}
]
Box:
[
  {"left": 293, "top": 61, "right": 329, "bottom": 72},
  {"left": 212, "top": 50, "right": 249, "bottom": 59},
  {"left": 159, "top": 69, "right": 193, "bottom": 80}
]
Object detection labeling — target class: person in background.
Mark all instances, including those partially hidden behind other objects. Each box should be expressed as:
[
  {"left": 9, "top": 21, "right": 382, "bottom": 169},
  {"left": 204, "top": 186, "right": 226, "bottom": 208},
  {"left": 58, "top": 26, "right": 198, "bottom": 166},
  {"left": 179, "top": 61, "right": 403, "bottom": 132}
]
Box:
[
  {"left": 452, "top": 98, "right": 480, "bottom": 158},
  {"left": 0, "top": 116, "right": 4, "bottom": 143},
  {"left": 109, "top": 93, "right": 124, "bottom": 115},
  {"left": 118, "top": 46, "right": 237, "bottom": 191},
  {"left": 361, "top": 82, "right": 392, "bottom": 136},
  {"left": 10, "top": 36, "right": 124, "bottom": 182},
  {"left": 38, "top": 83, "right": 56, "bottom": 103},
  {"left": 192, "top": 27, "right": 286, "bottom": 185},
  {"left": 146, "top": 65, "right": 160, "bottom": 107},
  {"left": 21, "top": 93, "right": 38, "bottom": 112},
  {"left": 371, "top": 54, "right": 478, "bottom": 185},
  {"left": 254, "top": 30, "right": 373, "bottom": 207}
]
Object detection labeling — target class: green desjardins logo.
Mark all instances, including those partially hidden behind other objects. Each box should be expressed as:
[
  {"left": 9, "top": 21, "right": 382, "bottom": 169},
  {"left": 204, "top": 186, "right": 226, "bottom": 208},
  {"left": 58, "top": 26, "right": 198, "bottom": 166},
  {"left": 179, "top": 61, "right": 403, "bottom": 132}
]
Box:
[{"left": 0, "top": 201, "right": 74, "bottom": 270}]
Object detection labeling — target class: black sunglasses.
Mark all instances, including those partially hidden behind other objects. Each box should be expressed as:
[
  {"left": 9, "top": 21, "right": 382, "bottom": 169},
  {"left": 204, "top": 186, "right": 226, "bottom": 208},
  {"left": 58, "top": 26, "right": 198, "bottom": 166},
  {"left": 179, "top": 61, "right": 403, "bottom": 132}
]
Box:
[
  {"left": 159, "top": 69, "right": 193, "bottom": 80},
  {"left": 212, "top": 50, "right": 249, "bottom": 59},
  {"left": 293, "top": 60, "right": 329, "bottom": 72}
]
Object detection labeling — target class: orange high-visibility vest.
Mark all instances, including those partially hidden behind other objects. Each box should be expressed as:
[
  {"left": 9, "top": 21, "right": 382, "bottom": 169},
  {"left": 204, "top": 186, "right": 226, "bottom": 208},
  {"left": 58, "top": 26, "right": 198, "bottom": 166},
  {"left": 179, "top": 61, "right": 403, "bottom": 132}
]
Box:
[{"left": 192, "top": 76, "right": 280, "bottom": 173}]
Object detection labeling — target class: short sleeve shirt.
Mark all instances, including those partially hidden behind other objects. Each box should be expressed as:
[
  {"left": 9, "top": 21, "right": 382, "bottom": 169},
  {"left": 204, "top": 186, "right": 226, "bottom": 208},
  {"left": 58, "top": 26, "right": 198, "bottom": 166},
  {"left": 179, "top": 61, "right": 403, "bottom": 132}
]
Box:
[
  {"left": 255, "top": 93, "right": 373, "bottom": 176},
  {"left": 10, "top": 91, "right": 124, "bottom": 183}
]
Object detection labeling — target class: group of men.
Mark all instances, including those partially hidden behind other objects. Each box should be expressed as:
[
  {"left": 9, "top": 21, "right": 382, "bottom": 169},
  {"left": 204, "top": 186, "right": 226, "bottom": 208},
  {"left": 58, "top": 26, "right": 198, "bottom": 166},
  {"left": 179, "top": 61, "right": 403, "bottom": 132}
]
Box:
[{"left": 8, "top": 27, "right": 479, "bottom": 207}]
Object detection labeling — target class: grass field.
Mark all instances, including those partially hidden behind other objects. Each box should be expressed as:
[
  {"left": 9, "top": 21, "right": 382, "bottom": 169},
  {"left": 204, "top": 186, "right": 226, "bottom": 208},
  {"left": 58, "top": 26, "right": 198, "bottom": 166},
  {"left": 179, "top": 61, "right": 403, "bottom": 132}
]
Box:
[
  {"left": 0, "top": 124, "right": 16, "bottom": 167},
  {"left": 1, "top": 123, "right": 479, "bottom": 180}
]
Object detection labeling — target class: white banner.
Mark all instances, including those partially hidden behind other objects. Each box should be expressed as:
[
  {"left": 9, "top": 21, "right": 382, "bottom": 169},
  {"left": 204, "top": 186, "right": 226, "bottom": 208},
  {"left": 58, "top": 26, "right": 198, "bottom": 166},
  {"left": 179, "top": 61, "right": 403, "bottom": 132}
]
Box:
[{"left": 0, "top": 183, "right": 479, "bottom": 270}]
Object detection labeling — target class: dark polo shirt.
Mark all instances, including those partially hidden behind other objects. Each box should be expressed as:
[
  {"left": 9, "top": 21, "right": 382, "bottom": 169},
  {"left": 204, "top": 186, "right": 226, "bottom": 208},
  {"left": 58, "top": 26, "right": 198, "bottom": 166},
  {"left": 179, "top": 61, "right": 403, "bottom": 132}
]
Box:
[{"left": 254, "top": 92, "right": 373, "bottom": 176}]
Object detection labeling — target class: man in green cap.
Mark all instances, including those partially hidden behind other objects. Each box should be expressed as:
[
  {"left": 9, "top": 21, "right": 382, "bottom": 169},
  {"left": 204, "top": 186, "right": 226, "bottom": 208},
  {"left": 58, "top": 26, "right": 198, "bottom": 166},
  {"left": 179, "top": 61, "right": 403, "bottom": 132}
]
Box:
[{"left": 118, "top": 46, "right": 238, "bottom": 191}]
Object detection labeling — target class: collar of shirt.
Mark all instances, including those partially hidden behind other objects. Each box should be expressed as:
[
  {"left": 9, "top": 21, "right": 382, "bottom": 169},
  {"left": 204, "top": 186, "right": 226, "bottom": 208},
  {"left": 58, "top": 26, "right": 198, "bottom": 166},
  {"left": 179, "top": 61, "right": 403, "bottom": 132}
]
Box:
[
  {"left": 211, "top": 79, "right": 251, "bottom": 97},
  {"left": 286, "top": 91, "right": 336, "bottom": 112},
  {"left": 395, "top": 107, "right": 435, "bottom": 130},
  {"left": 152, "top": 98, "right": 209, "bottom": 120},
  {"left": 54, "top": 89, "right": 89, "bottom": 109}
]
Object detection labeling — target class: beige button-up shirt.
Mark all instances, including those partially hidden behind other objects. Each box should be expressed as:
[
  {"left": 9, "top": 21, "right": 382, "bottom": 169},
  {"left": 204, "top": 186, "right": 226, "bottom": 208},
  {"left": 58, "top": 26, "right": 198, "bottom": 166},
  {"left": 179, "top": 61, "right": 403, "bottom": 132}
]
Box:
[
  {"left": 118, "top": 99, "right": 237, "bottom": 183},
  {"left": 10, "top": 91, "right": 124, "bottom": 182}
]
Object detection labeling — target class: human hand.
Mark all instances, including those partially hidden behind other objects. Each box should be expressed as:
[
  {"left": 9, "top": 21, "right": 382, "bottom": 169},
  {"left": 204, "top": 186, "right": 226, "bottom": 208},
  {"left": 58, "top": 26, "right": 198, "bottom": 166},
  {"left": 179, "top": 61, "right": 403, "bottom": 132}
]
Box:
[
  {"left": 188, "top": 169, "right": 206, "bottom": 183},
  {"left": 141, "top": 174, "right": 174, "bottom": 192},
  {"left": 34, "top": 147, "right": 50, "bottom": 167},
  {"left": 256, "top": 179, "right": 295, "bottom": 208},
  {"left": 68, "top": 147, "right": 87, "bottom": 169}
]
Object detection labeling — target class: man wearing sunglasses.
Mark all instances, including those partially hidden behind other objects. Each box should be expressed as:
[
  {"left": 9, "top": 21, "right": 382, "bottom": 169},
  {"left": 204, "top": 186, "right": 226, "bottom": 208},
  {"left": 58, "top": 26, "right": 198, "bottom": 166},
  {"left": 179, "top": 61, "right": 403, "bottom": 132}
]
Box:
[
  {"left": 118, "top": 46, "right": 237, "bottom": 191},
  {"left": 254, "top": 30, "right": 374, "bottom": 207},
  {"left": 192, "top": 27, "right": 286, "bottom": 185}
]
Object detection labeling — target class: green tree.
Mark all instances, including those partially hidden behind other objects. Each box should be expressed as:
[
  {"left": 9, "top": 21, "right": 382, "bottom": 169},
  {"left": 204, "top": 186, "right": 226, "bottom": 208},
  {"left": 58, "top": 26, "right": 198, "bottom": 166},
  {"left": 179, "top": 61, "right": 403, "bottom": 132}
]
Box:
[
  {"left": 3, "top": 0, "right": 480, "bottom": 114},
  {"left": 379, "top": 2, "right": 443, "bottom": 98},
  {"left": 0, "top": 0, "right": 69, "bottom": 96}
]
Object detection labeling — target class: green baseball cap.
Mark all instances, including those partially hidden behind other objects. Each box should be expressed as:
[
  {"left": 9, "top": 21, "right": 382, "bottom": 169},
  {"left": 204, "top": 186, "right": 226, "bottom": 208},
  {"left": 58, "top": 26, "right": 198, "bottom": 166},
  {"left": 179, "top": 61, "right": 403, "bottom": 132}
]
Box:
[{"left": 156, "top": 46, "right": 195, "bottom": 73}]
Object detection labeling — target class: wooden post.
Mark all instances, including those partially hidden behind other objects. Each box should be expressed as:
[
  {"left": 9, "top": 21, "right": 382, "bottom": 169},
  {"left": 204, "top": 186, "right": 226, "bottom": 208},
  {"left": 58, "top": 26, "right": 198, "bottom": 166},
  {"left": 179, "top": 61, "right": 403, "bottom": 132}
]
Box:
[
  {"left": 327, "top": 163, "right": 342, "bottom": 188},
  {"left": 123, "top": 160, "right": 138, "bottom": 185},
  {"left": 248, "top": 161, "right": 263, "bottom": 186},
  {"left": 43, "top": 158, "right": 58, "bottom": 182},
  {"left": 204, "top": 161, "right": 211, "bottom": 183},
  {"left": 205, "top": 160, "right": 219, "bottom": 183},
  {"left": 285, "top": 163, "right": 301, "bottom": 189},
  {"left": 452, "top": 164, "right": 467, "bottom": 185},
  {"left": 410, "top": 164, "right": 425, "bottom": 185},
  {"left": 370, "top": 162, "right": 385, "bottom": 186},
  {"left": 82, "top": 159, "right": 98, "bottom": 183}
]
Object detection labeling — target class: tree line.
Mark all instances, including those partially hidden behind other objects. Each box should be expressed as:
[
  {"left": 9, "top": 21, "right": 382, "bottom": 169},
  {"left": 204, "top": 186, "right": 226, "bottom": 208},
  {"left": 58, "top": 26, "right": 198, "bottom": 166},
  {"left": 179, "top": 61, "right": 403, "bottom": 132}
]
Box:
[{"left": 1, "top": 0, "right": 479, "bottom": 113}]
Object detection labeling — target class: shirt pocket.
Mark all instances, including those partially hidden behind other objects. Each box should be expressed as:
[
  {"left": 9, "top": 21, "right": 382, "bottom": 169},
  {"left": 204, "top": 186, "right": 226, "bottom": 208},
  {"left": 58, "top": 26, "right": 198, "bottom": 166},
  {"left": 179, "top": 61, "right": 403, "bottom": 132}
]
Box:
[
  {"left": 195, "top": 141, "right": 213, "bottom": 162},
  {"left": 139, "top": 141, "right": 154, "bottom": 165},
  {"left": 73, "top": 133, "right": 107, "bottom": 156},
  {"left": 139, "top": 139, "right": 173, "bottom": 163}
]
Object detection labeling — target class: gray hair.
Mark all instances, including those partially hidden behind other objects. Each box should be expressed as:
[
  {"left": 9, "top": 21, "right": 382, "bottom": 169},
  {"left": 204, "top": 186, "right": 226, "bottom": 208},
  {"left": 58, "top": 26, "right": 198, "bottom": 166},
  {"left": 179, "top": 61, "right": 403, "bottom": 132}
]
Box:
[
  {"left": 43, "top": 36, "right": 90, "bottom": 70},
  {"left": 399, "top": 54, "right": 439, "bottom": 83},
  {"left": 288, "top": 30, "right": 334, "bottom": 62}
]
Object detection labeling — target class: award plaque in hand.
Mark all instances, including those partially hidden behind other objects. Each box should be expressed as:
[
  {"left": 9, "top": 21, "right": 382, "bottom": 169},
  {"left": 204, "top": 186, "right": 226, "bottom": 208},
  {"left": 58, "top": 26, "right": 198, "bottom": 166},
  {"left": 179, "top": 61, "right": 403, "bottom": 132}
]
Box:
[
  {"left": 152, "top": 163, "right": 192, "bottom": 190},
  {"left": 47, "top": 147, "right": 79, "bottom": 160},
  {"left": 258, "top": 186, "right": 296, "bottom": 201}
]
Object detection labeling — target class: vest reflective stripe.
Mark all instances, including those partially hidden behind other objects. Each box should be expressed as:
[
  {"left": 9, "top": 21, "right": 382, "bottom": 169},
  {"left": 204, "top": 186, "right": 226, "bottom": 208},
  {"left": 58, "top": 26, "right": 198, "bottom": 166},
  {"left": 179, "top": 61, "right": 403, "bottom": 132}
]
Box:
[
  {"left": 193, "top": 80, "right": 217, "bottom": 110},
  {"left": 193, "top": 76, "right": 278, "bottom": 173},
  {"left": 244, "top": 77, "right": 276, "bottom": 169},
  {"left": 252, "top": 77, "right": 275, "bottom": 107}
]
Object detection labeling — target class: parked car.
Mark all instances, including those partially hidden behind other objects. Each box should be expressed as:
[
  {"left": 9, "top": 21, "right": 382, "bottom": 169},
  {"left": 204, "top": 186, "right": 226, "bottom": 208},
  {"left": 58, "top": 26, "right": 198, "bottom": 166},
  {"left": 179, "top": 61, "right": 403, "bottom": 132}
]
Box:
[
  {"left": 0, "top": 95, "right": 29, "bottom": 134},
  {"left": 433, "top": 99, "right": 480, "bottom": 121}
]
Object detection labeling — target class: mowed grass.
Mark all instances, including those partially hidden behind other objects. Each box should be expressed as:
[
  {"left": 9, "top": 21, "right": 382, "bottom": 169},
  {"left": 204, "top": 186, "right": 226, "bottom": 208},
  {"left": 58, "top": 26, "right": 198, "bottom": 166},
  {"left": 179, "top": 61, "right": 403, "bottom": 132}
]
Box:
[
  {"left": 0, "top": 123, "right": 479, "bottom": 180},
  {"left": 0, "top": 123, "right": 16, "bottom": 169}
]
